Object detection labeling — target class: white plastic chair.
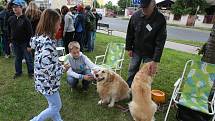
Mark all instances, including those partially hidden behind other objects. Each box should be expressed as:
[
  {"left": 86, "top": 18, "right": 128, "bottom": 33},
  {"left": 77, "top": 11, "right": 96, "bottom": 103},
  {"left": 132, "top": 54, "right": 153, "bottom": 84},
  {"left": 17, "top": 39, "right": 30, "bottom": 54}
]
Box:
[{"left": 56, "top": 47, "right": 65, "bottom": 62}]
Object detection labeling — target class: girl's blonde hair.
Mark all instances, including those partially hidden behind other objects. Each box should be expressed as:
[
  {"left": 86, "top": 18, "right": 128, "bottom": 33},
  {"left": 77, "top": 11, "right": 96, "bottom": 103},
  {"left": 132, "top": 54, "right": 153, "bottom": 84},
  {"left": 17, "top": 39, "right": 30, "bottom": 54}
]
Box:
[
  {"left": 68, "top": 41, "right": 80, "bottom": 51},
  {"left": 25, "top": 1, "right": 41, "bottom": 20},
  {"left": 36, "top": 9, "right": 61, "bottom": 39}
]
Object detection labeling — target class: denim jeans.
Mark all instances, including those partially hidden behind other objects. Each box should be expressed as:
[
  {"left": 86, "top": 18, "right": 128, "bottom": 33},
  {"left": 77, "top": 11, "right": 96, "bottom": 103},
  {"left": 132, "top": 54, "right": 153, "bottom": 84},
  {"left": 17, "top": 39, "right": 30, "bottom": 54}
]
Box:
[
  {"left": 91, "top": 31, "right": 96, "bottom": 51},
  {"left": 13, "top": 42, "right": 34, "bottom": 75},
  {"left": 31, "top": 91, "right": 63, "bottom": 121},
  {"left": 67, "top": 69, "right": 92, "bottom": 90},
  {"left": 87, "top": 31, "right": 96, "bottom": 52},
  {"left": 2, "top": 33, "right": 10, "bottom": 55},
  {"left": 127, "top": 52, "right": 153, "bottom": 87}
]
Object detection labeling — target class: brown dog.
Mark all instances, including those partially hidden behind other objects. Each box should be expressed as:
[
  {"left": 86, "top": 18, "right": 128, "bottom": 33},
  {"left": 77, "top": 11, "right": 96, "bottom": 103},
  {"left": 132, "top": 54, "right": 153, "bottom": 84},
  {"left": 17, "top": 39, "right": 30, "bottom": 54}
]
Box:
[
  {"left": 129, "top": 63, "right": 157, "bottom": 121},
  {"left": 95, "top": 69, "right": 130, "bottom": 107}
]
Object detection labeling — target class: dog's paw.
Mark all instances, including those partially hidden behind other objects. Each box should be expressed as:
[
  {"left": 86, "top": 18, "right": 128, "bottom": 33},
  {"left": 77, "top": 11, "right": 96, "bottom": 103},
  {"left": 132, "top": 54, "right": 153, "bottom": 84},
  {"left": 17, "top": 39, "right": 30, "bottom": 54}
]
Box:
[
  {"left": 98, "top": 100, "right": 103, "bottom": 105},
  {"left": 108, "top": 103, "right": 114, "bottom": 108}
]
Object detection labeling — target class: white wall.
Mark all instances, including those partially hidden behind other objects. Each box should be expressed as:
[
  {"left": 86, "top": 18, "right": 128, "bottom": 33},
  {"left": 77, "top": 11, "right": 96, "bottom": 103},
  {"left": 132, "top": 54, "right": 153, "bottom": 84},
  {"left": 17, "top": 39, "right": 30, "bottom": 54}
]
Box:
[
  {"left": 96, "top": 8, "right": 106, "bottom": 16},
  {"left": 167, "top": 13, "right": 213, "bottom": 28}
]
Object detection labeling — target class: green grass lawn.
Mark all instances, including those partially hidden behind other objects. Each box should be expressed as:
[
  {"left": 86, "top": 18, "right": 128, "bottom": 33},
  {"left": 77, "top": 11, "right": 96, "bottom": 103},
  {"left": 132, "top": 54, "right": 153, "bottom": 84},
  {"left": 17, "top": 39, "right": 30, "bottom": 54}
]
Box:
[
  {"left": 0, "top": 33, "right": 201, "bottom": 121},
  {"left": 168, "top": 39, "right": 206, "bottom": 47}
]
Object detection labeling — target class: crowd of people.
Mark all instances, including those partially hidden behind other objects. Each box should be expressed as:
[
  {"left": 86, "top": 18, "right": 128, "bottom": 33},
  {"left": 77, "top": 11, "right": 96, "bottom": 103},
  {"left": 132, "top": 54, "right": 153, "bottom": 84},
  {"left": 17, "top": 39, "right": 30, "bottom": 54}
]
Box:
[
  {"left": 0, "top": 0, "right": 101, "bottom": 78},
  {"left": 0, "top": 0, "right": 214, "bottom": 120},
  {"left": 0, "top": 1, "right": 101, "bottom": 120}
]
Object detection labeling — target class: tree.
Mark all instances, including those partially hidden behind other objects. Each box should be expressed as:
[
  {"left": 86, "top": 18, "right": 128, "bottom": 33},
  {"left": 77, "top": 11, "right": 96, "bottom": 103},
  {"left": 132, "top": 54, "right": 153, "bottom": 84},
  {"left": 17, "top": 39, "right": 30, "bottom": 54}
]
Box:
[
  {"left": 112, "top": 5, "right": 121, "bottom": 13},
  {"left": 0, "top": 0, "right": 7, "bottom": 6},
  {"left": 171, "top": 0, "right": 209, "bottom": 15},
  {"left": 93, "top": 0, "right": 100, "bottom": 8},
  {"left": 104, "top": 1, "right": 113, "bottom": 10},
  {"left": 118, "top": 0, "right": 131, "bottom": 10},
  {"left": 95, "top": 1, "right": 100, "bottom": 8}
]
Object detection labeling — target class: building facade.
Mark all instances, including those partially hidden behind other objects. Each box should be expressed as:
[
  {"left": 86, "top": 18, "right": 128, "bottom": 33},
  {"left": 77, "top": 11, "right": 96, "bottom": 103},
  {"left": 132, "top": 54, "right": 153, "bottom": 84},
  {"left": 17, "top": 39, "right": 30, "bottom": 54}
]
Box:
[{"left": 33, "top": 0, "right": 97, "bottom": 9}]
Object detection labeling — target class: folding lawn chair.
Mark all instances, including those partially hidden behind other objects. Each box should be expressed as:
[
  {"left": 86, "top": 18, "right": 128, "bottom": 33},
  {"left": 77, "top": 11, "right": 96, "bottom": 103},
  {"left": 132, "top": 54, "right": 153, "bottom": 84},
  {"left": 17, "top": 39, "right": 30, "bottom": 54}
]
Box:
[
  {"left": 165, "top": 60, "right": 215, "bottom": 121},
  {"left": 94, "top": 43, "right": 125, "bottom": 75}
]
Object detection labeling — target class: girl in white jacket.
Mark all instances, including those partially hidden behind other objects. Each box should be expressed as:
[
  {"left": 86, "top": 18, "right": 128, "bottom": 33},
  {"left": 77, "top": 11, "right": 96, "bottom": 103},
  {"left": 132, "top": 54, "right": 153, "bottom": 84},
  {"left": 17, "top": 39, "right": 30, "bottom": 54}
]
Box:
[{"left": 30, "top": 9, "right": 70, "bottom": 121}]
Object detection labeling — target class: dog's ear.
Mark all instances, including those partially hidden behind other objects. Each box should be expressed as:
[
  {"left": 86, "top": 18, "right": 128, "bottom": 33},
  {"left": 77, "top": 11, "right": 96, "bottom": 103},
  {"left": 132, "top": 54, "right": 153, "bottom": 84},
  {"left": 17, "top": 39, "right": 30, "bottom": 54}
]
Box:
[
  {"left": 140, "top": 63, "right": 151, "bottom": 76},
  {"left": 108, "top": 70, "right": 115, "bottom": 82}
]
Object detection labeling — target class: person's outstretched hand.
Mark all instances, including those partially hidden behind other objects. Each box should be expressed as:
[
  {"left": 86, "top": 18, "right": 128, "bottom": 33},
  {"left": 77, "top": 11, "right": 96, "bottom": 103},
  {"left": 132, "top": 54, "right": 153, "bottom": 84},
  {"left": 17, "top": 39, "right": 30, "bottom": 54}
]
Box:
[
  {"left": 84, "top": 74, "right": 94, "bottom": 81},
  {"left": 64, "top": 63, "right": 71, "bottom": 72},
  {"left": 128, "top": 50, "right": 133, "bottom": 57}
]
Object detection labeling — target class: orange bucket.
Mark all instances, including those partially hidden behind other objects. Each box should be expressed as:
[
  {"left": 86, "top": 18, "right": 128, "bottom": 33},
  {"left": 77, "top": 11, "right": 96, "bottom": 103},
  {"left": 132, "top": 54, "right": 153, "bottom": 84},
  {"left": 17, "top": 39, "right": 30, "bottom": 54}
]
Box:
[{"left": 151, "top": 90, "right": 166, "bottom": 104}]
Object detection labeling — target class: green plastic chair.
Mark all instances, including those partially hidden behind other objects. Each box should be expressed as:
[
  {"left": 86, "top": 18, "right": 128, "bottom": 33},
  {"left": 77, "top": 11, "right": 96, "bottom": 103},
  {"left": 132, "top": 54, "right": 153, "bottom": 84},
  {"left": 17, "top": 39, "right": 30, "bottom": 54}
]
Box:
[
  {"left": 165, "top": 60, "right": 215, "bottom": 121},
  {"left": 95, "top": 43, "right": 125, "bottom": 74}
]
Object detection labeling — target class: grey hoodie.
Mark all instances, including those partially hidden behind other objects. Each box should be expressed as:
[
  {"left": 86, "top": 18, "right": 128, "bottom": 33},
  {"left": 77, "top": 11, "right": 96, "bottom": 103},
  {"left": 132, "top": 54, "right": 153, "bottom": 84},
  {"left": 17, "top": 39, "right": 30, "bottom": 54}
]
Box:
[
  {"left": 66, "top": 52, "right": 99, "bottom": 79},
  {"left": 64, "top": 11, "right": 75, "bottom": 33}
]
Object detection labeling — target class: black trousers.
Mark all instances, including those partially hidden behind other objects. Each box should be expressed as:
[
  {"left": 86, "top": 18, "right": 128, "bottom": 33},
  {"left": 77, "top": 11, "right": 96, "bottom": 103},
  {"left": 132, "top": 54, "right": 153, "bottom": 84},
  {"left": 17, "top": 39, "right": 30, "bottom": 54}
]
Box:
[{"left": 64, "top": 32, "right": 74, "bottom": 54}]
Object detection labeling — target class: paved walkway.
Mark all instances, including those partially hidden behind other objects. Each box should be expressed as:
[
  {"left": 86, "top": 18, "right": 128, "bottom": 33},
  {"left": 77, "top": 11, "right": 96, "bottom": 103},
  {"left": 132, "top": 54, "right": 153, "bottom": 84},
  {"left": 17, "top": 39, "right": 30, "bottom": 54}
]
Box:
[{"left": 97, "top": 30, "right": 200, "bottom": 54}]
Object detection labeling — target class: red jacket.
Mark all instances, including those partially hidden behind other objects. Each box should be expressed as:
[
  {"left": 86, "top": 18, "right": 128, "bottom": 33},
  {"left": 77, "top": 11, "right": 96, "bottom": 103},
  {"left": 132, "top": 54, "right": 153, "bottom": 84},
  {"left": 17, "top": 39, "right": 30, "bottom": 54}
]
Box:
[{"left": 55, "top": 23, "right": 64, "bottom": 40}]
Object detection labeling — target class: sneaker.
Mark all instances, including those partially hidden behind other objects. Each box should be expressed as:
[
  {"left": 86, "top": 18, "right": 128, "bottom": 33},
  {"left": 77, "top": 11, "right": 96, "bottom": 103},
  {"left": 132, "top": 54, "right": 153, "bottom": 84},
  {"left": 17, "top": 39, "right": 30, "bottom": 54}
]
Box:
[
  {"left": 13, "top": 73, "right": 22, "bottom": 79},
  {"left": 22, "top": 59, "right": 26, "bottom": 64},
  {"left": 4, "top": 55, "right": 9, "bottom": 58},
  {"left": 82, "top": 88, "right": 88, "bottom": 93}
]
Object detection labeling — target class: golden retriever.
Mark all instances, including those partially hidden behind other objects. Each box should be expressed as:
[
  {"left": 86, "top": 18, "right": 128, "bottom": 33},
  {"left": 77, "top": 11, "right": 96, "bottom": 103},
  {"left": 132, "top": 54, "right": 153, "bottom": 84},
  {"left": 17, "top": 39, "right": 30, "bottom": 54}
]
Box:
[
  {"left": 95, "top": 69, "right": 130, "bottom": 107},
  {"left": 129, "top": 63, "right": 157, "bottom": 121}
]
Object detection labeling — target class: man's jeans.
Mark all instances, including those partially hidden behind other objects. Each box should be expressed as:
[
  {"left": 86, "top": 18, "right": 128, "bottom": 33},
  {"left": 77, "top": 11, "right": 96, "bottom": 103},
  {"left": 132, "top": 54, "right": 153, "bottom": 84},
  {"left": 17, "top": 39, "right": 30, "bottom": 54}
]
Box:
[
  {"left": 13, "top": 42, "right": 34, "bottom": 75},
  {"left": 2, "top": 33, "right": 10, "bottom": 55},
  {"left": 87, "top": 31, "right": 96, "bottom": 52},
  {"left": 30, "top": 91, "right": 63, "bottom": 121},
  {"left": 127, "top": 52, "right": 152, "bottom": 87},
  {"left": 67, "top": 69, "right": 92, "bottom": 90}
]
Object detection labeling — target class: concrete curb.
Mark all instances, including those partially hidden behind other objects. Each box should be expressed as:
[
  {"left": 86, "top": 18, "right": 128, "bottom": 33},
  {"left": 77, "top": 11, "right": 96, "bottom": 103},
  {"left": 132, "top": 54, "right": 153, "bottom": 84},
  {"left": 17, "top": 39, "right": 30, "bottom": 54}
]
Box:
[{"left": 97, "top": 30, "right": 199, "bottom": 54}]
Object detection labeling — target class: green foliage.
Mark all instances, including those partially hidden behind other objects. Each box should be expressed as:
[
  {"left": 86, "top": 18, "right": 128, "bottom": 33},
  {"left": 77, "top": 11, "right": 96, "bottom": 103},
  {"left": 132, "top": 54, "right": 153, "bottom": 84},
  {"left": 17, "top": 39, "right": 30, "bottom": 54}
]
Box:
[
  {"left": 171, "top": 0, "right": 209, "bottom": 15},
  {"left": 104, "top": 1, "right": 113, "bottom": 9},
  {"left": 104, "top": 1, "right": 121, "bottom": 13},
  {"left": 0, "top": 0, "right": 6, "bottom": 7},
  {"left": 94, "top": 0, "right": 100, "bottom": 8},
  {"left": 118, "top": 0, "right": 132, "bottom": 9}
]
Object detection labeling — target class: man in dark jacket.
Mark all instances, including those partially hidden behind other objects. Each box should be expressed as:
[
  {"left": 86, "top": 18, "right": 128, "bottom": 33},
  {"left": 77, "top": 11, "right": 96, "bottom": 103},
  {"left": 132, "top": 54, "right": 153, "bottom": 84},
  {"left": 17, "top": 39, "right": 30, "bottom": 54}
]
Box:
[
  {"left": 126, "top": 0, "right": 167, "bottom": 87},
  {"left": 85, "top": 5, "right": 96, "bottom": 52},
  {"left": 8, "top": 0, "right": 34, "bottom": 79}
]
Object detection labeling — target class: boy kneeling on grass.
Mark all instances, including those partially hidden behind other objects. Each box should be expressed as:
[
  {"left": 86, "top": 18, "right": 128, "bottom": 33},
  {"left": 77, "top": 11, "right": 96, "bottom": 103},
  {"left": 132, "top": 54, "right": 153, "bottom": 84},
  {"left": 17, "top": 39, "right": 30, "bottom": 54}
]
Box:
[{"left": 65, "top": 41, "right": 99, "bottom": 92}]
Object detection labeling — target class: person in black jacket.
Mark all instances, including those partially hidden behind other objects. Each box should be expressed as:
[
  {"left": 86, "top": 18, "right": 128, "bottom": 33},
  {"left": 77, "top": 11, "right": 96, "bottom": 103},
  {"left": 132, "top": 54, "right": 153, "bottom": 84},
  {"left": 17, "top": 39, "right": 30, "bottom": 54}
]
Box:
[
  {"left": 8, "top": 0, "right": 34, "bottom": 79},
  {"left": 74, "top": 5, "right": 85, "bottom": 51},
  {"left": 0, "top": 3, "right": 14, "bottom": 58},
  {"left": 126, "top": 0, "right": 167, "bottom": 87}
]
